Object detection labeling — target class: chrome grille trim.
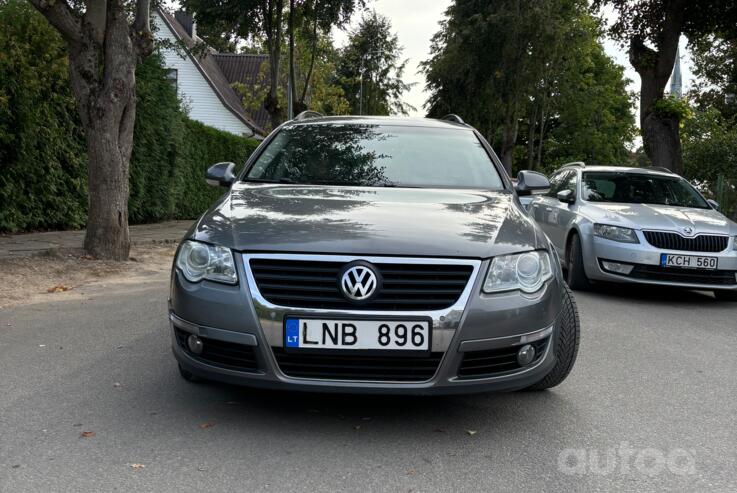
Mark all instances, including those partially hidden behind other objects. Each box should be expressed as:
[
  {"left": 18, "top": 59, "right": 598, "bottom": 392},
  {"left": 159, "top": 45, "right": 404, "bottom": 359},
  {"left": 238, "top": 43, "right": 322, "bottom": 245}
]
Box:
[
  {"left": 249, "top": 258, "right": 474, "bottom": 310},
  {"left": 241, "top": 253, "right": 482, "bottom": 354}
]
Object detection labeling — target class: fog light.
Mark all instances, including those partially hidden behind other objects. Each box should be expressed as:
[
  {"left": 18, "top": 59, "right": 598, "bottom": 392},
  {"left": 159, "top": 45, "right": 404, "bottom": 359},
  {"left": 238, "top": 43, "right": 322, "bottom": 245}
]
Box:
[
  {"left": 601, "top": 260, "right": 634, "bottom": 275},
  {"left": 187, "top": 334, "right": 204, "bottom": 355},
  {"left": 517, "top": 344, "right": 536, "bottom": 366}
]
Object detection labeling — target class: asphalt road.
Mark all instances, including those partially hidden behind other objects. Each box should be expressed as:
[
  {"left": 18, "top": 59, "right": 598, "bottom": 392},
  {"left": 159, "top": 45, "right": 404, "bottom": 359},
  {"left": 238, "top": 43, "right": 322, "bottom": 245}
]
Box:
[{"left": 1, "top": 274, "right": 736, "bottom": 492}]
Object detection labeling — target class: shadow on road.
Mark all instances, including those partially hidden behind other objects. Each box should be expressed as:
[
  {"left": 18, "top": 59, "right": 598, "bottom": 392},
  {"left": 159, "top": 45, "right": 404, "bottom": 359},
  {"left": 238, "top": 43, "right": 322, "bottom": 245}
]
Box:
[{"left": 580, "top": 281, "right": 721, "bottom": 306}]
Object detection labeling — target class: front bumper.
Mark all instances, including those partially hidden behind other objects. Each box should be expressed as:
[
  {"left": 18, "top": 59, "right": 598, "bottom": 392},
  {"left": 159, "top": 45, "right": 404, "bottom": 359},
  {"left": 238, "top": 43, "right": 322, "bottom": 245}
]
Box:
[
  {"left": 169, "top": 253, "right": 563, "bottom": 394},
  {"left": 583, "top": 234, "right": 737, "bottom": 290}
]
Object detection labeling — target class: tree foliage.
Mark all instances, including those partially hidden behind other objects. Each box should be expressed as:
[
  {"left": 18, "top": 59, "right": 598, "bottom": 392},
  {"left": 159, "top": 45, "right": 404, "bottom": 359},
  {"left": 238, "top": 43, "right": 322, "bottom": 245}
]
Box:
[
  {"left": 422, "top": 0, "right": 634, "bottom": 174},
  {"left": 0, "top": 1, "right": 258, "bottom": 232},
  {"left": 593, "top": 0, "right": 737, "bottom": 173},
  {"left": 233, "top": 24, "right": 351, "bottom": 126},
  {"left": 183, "top": 0, "right": 363, "bottom": 127},
  {"left": 689, "top": 36, "right": 737, "bottom": 122},
  {"left": 682, "top": 107, "right": 737, "bottom": 219},
  {"left": 336, "top": 11, "right": 415, "bottom": 116}
]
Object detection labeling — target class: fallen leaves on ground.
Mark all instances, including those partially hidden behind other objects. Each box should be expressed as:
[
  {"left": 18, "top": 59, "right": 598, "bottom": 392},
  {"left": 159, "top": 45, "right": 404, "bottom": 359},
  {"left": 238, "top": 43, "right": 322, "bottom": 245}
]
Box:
[
  {"left": 130, "top": 463, "right": 145, "bottom": 470},
  {"left": 47, "top": 284, "right": 71, "bottom": 293},
  {"left": 407, "top": 468, "right": 417, "bottom": 476},
  {"left": 199, "top": 421, "right": 216, "bottom": 429},
  {"left": 466, "top": 430, "right": 477, "bottom": 436},
  {"left": 80, "top": 431, "right": 95, "bottom": 438}
]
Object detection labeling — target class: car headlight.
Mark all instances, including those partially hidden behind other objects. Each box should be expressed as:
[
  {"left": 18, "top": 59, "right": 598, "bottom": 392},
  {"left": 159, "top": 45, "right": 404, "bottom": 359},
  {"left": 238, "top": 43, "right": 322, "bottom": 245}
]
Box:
[
  {"left": 483, "top": 251, "right": 553, "bottom": 294},
  {"left": 176, "top": 240, "right": 237, "bottom": 284},
  {"left": 593, "top": 224, "right": 639, "bottom": 243}
]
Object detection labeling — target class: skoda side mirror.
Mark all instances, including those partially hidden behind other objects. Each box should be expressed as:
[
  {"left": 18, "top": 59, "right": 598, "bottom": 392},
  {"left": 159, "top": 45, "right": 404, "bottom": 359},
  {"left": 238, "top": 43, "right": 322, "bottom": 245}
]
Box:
[
  {"left": 515, "top": 170, "right": 550, "bottom": 196},
  {"left": 557, "top": 189, "right": 575, "bottom": 204},
  {"left": 205, "top": 162, "right": 236, "bottom": 188}
]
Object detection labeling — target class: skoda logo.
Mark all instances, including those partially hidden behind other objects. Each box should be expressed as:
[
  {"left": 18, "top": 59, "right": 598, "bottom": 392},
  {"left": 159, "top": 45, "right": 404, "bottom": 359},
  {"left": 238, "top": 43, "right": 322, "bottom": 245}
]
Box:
[
  {"left": 683, "top": 226, "right": 694, "bottom": 236},
  {"left": 340, "top": 263, "right": 379, "bottom": 301}
]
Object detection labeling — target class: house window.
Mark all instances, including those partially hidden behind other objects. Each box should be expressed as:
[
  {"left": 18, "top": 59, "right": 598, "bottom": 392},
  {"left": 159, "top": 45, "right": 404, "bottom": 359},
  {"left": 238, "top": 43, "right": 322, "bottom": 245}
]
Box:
[{"left": 165, "top": 69, "right": 178, "bottom": 88}]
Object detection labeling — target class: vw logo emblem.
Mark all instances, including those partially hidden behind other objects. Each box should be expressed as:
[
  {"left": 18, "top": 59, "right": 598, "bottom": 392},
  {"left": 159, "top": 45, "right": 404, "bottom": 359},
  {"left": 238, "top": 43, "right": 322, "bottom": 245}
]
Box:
[
  {"left": 340, "top": 263, "right": 379, "bottom": 301},
  {"left": 683, "top": 226, "right": 694, "bottom": 236}
]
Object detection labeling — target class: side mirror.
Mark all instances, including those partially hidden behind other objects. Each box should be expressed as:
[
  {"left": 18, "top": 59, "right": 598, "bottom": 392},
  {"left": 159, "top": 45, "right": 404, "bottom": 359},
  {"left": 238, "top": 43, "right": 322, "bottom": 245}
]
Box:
[
  {"left": 557, "top": 189, "right": 575, "bottom": 204},
  {"left": 205, "top": 162, "right": 236, "bottom": 188},
  {"left": 515, "top": 170, "right": 550, "bottom": 196},
  {"left": 707, "top": 199, "right": 720, "bottom": 211}
]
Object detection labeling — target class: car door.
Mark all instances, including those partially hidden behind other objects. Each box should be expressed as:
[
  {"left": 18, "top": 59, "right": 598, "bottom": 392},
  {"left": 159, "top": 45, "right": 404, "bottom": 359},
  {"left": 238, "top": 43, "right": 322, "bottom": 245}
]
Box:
[
  {"left": 530, "top": 170, "right": 571, "bottom": 254},
  {"left": 549, "top": 171, "right": 580, "bottom": 252}
]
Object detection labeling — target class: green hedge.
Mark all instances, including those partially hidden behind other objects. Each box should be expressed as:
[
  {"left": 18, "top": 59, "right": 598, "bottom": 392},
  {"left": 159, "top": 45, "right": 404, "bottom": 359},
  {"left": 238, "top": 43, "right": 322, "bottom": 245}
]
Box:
[{"left": 0, "top": 1, "right": 259, "bottom": 232}]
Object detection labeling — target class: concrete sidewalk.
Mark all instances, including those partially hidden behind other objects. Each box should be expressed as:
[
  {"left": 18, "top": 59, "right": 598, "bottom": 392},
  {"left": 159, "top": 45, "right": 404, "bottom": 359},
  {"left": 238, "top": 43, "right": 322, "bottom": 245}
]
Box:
[{"left": 0, "top": 220, "right": 193, "bottom": 257}]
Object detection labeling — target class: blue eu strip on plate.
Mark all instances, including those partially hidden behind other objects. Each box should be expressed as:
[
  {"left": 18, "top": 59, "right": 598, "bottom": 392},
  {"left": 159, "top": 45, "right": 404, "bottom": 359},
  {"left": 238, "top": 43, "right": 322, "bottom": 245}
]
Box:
[{"left": 285, "top": 318, "right": 300, "bottom": 347}]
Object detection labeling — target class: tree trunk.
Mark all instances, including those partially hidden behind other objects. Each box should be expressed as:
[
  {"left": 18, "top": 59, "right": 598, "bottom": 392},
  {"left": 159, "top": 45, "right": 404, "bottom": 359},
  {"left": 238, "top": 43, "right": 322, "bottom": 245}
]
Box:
[
  {"left": 83, "top": 123, "right": 132, "bottom": 259},
  {"left": 639, "top": 69, "right": 684, "bottom": 174},
  {"left": 500, "top": 116, "right": 518, "bottom": 177},
  {"left": 536, "top": 98, "right": 547, "bottom": 170},
  {"left": 299, "top": 16, "right": 320, "bottom": 106},
  {"left": 527, "top": 103, "right": 537, "bottom": 170},
  {"left": 30, "top": 0, "right": 153, "bottom": 260},
  {"left": 287, "top": 0, "right": 297, "bottom": 118},
  {"left": 66, "top": 5, "right": 138, "bottom": 260},
  {"left": 629, "top": 2, "right": 685, "bottom": 173},
  {"left": 641, "top": 104, "right": 683, "bottom": 174},
  {"left": 264, "top": 0, "right": 285, "bottom": 129}
]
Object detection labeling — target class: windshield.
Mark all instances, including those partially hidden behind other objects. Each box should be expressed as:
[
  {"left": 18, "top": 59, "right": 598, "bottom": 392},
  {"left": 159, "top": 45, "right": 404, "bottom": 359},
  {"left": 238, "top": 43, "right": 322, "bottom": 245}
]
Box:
[
  {"left": 581, "top": 171, "right": 709, "bottom": 209},
  {"left": 244, "top": 124, "right": 504, "bottom": 189}
]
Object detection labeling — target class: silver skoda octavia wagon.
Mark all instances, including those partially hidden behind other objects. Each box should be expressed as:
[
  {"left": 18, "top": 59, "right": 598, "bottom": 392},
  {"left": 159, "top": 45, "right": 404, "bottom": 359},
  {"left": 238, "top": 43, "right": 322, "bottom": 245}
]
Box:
[
  {"left": 169, "top": 114, "right": 580, "bottom": 394},
  {"left": 529, "top": 164, "right": 737, "bottom": 300}
]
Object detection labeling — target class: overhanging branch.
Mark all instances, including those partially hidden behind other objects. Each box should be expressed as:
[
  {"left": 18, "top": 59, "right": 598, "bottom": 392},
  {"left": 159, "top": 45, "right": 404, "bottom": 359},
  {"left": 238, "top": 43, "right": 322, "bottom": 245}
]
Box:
[
  {"left": 133, "top": 0, "right": 154, "bottom": 57},
  {"left": 29, "top": 0, "right": 82, "bottom": 45}
]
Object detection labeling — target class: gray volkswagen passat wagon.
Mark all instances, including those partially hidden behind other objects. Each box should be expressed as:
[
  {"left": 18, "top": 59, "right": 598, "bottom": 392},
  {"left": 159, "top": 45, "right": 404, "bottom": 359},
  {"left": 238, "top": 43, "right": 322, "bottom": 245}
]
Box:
[
  {"left": 529, "top": 164, "right": 737, "bottom": 300},
  {"left": 169, "top": 114, "right": 580, "bottom": 394}
]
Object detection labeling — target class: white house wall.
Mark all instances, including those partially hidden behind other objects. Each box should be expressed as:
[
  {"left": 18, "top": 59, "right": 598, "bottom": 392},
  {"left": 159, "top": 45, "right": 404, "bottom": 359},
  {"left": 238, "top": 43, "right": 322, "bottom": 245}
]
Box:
[{"left": 153, "top": 13, "right": 251, "bottom": 137}]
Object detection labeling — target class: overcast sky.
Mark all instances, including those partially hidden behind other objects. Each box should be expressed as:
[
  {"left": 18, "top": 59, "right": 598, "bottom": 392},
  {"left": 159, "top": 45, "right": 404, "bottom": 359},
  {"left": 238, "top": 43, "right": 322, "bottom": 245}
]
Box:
[{"left": 333, "top": 0, "right": 694, "bottom": 119}]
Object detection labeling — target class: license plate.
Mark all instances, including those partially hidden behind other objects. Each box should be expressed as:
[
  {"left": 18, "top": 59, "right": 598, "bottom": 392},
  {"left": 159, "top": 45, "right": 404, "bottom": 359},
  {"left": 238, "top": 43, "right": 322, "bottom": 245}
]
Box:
[
  {"left": 284, "top": 318, "right": 430, "bottom": 351},
  {"left": 660, "top": 253, "right": 717, "bottom": 270}
]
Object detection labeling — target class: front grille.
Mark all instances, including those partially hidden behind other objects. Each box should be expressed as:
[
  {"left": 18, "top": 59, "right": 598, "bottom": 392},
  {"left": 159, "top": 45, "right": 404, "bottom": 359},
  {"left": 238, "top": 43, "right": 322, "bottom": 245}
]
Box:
[
  {"left": 175, "top": 328, "right": 259, "bottom": 372},
  {"left": 249, "top": 258, "right": 474, "bottom": 310},
  {"left": 458, "top": 338, "right": 549, "bottom": 379},
  {"left": 629, "top": 265, "right": 737, "bottom": 285},
  {"left": 643, "top": 231, "right": 729, "bottom": 252},
  {"left": 271, "top": 347, "right": 443, "bottom": 381}
]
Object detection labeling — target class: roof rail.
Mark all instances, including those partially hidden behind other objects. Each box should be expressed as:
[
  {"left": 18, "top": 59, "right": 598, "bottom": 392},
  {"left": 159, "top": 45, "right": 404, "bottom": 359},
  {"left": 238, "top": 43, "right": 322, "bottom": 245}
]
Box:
[
  {"left": 294, "top": 110, "right": 324, "bottom": 121},
  {"left": 441, "top": 114, "right": 465, "bottom": 124},
  {"left": 646, "top": 166, "right": 675, "bottom": 174},
  {"left": 561, "top": 161, "right": 586, "bottom": 169}
]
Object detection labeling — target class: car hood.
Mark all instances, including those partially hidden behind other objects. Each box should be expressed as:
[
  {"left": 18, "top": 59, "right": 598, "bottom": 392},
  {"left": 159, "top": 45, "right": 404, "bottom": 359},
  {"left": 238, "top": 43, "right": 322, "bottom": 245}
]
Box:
[
  {"left": 581, "top": 202, "right": 737, "bottom": 235},
  {"left": 188, "top": 184, "right": 547, "bottom": 258}
]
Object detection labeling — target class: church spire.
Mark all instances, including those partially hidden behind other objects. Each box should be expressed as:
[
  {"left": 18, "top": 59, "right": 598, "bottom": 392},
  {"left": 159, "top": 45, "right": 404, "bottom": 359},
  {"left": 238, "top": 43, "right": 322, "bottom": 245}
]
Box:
[{"left": 670, "top": 46, "right": 683, "bottom": 98}]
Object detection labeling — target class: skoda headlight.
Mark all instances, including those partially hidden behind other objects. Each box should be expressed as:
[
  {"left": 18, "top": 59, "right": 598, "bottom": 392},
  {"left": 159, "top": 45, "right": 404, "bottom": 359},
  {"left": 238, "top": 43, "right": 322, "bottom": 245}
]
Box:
[
  {"left": 176, "top": 240, "right": 237, "bottom": 284},
  {"left": 483, "top": 251, "right": 552, "bottom": 294},
  {"left": 593, "top": 224, "right": 639, "bottom": 243}
]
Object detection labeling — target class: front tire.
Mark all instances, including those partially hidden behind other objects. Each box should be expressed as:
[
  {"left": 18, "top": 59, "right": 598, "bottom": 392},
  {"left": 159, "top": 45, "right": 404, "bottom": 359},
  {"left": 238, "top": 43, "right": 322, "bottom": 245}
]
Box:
[
  {"left": 566, "top": 233, "right": 591, "bottom": 291},
  {"left": 714, "top": 290, "right": 737, "bottom": 302},
  {"left": 525, "top": 284, "right": 581, "bottom": 391}
]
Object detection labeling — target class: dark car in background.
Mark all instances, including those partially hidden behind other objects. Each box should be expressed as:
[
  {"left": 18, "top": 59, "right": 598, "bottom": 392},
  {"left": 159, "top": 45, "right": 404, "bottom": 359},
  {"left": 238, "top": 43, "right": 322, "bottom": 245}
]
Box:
[{"left": 168, "top": 114, "right": 580, "bottom": 394}]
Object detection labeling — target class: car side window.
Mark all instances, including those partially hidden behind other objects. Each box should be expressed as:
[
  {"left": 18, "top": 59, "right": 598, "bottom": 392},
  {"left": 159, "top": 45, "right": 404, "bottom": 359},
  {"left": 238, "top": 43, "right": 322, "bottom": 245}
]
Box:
[
  {"left": 546, "top": 170, "right": 571, "bottom": 197},
  {"left": 563, "top": 171, "right": 578, "bottom": 196}
]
